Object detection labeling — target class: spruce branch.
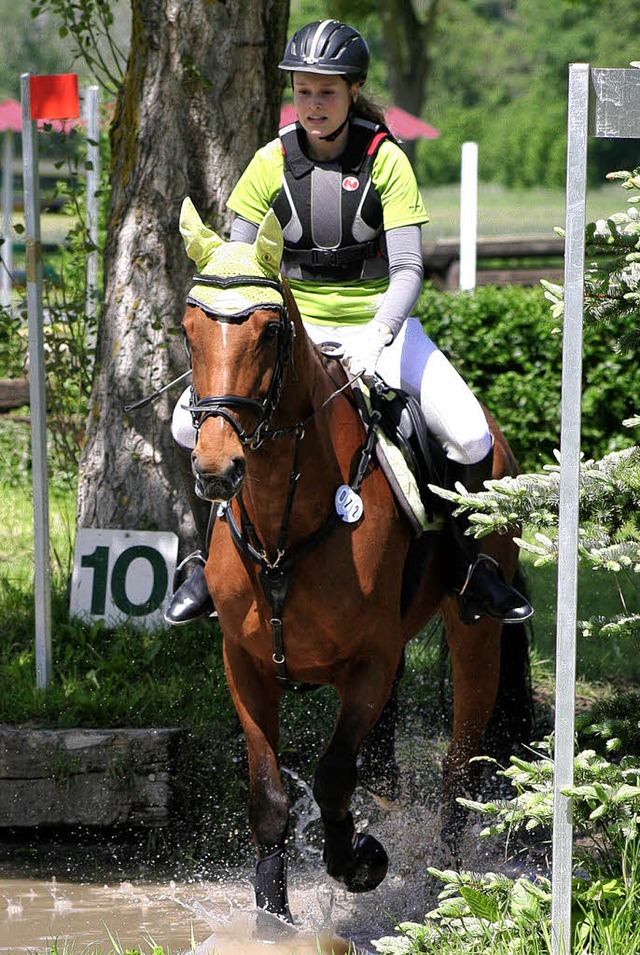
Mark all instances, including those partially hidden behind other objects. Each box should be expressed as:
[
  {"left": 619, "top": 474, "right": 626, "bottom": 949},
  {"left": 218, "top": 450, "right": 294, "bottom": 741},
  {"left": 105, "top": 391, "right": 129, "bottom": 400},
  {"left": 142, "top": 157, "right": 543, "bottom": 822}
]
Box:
[{"left": 541, "top": 167, "right": 640, "bottom": 342}]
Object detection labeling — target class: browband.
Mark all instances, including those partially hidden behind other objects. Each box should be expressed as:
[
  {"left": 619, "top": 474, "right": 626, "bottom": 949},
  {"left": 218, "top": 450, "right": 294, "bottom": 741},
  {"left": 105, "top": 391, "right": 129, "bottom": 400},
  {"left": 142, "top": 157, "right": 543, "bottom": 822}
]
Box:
[{"left": 192, "top": 273, "right": 283, "bottom": 292}]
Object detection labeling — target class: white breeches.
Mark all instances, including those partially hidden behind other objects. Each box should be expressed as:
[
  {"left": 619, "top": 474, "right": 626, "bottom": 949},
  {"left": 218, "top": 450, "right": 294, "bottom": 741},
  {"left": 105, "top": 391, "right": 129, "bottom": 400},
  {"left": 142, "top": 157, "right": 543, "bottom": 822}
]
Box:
[
  {"left": 305, "top": 318, "right": 492, "bottom": 465},
  {"left": 172, "top": 318, "right": 491, "bottom": 465}
]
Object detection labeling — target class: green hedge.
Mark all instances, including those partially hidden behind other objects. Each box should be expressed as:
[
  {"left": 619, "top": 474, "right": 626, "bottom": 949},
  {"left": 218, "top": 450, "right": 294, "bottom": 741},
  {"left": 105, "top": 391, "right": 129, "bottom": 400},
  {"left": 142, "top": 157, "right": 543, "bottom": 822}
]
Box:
[
  {"left": 414, "top": 284, "right": 640, "bottom": 473},
  {"left": 3, "top": 285, "right": 638, "bottom": 479}
]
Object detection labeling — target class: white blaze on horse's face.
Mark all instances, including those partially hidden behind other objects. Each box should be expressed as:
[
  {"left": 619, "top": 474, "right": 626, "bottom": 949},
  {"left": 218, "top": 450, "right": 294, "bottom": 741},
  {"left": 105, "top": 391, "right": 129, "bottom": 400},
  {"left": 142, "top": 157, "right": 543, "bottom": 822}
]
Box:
[{"left": 179, "top": 198, "right": 287, "bottom": 502}]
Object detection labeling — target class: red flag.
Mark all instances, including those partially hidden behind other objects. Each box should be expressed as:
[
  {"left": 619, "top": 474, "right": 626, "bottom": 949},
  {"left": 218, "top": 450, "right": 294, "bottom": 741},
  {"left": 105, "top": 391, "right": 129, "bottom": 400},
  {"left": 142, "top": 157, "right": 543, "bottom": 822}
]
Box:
[{"left": 29, "top": 74, "right": 79, "bottom": 121}]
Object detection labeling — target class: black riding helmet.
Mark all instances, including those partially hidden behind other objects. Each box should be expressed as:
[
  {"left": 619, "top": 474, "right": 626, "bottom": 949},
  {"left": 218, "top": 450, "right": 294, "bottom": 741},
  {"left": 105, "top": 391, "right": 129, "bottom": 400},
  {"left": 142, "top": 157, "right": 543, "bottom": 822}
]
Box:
[{"left": 278, "top": 20, "right": 369, "bottom": 84}]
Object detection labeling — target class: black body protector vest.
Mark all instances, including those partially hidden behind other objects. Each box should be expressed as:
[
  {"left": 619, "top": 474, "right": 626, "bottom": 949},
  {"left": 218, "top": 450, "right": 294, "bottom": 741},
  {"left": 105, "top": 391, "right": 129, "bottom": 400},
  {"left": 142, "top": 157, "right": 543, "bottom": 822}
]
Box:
[{"left": 271, "top": 118, "right": 391, "bottom": 283}]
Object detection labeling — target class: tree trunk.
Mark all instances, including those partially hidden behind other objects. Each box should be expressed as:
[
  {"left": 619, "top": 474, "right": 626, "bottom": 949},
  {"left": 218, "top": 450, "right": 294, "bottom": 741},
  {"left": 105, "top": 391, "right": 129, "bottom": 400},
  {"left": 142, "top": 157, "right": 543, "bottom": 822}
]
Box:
[
  {"left": 77, "top": 0, "right": 289, "bottom": 552},
  {"left": 377, "top": 0, "right": 441, "bottom": 164}
]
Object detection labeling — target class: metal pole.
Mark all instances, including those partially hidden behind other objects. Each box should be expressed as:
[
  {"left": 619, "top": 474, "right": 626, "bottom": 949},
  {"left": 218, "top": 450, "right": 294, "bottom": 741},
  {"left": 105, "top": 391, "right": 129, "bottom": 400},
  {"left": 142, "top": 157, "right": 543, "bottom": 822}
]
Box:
[
  {"left": 1, "top": 129, "right": 13, "bottom": 309},
  {"left": 21, "top": 73, "right": 52, "bottom": 689},
  {"left": 84, "top": 85, "right": 100, "bottom": 331},
  {"left": 551, "top": 62, "right": 590, "bottom": 955},
  {"left": 459, "top": 141, "right": 478, "bottom": 291}
]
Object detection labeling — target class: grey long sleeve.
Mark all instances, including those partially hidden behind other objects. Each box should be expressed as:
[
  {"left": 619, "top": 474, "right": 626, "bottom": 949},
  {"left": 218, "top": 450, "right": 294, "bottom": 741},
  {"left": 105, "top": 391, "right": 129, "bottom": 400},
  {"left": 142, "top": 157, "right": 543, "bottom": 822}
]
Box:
[{"left": 373, "top": 224, "right": 424, "bottom": 338}]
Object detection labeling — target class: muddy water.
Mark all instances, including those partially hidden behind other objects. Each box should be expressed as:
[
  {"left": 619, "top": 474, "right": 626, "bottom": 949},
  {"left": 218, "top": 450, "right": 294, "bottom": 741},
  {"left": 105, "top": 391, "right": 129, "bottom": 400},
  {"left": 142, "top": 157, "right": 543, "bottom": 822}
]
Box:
[
  {"left": 0, "top": 870, "right": 358, "bottom": 954},
  {"left": 0, "top": 740, "right": 524, "bottom": 954},
  {"left": 0, "top": 825, "right": 436, "bottom": 955},
  {"left": 0, "top": 860, "right": 422, "bottom": 954},
  {"left": 0, "top": 804, "right": 446, "bottom": 954}
]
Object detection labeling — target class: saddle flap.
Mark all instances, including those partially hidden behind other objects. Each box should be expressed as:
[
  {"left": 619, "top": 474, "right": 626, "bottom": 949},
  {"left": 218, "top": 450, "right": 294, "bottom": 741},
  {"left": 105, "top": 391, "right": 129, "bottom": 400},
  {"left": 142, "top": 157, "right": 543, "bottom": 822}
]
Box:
[{"left": 353, "top": 381, "right": 446, "bottom": 536}]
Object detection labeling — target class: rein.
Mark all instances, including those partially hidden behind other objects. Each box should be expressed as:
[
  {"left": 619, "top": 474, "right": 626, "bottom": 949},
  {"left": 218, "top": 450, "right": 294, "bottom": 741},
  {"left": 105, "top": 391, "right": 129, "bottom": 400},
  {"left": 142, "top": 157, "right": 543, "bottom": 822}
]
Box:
[{"left": 189, "top": 270, "right": 379, "bottom": 691}]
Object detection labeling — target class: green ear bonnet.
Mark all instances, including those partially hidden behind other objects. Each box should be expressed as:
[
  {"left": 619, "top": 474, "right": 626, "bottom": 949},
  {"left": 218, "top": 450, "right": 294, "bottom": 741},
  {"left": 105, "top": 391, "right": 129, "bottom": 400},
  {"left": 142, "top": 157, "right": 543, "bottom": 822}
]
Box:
[{"left": 179, "top": 197, "right": 284, "bottom": 315}]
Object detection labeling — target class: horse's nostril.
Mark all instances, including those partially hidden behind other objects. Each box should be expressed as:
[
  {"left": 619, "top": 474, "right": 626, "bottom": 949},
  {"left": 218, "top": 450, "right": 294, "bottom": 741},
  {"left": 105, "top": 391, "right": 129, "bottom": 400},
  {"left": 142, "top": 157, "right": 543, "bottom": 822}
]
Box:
[
  {"left": 230, "top": 457, "right": 246, "bottom": 489},
  {"left": 190, "top": 454, "right": 246, "bottom": 502}
]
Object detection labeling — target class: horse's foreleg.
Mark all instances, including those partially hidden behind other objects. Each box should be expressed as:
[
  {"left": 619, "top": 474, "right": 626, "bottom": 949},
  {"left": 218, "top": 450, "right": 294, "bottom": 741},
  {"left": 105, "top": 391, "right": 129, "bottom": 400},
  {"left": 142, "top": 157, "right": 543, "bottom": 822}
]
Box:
[
  {"left": 440, "top": 598, "right": 503, "bottom": 850},
  {"left": 313, "top": 658, "right": 399, "bottom": 893},
  {"left": 358, "top": 650, "right": 406, "bottom": 803},
  {"left": 223, "top": 643, "right": 291, "bottom": 922}
]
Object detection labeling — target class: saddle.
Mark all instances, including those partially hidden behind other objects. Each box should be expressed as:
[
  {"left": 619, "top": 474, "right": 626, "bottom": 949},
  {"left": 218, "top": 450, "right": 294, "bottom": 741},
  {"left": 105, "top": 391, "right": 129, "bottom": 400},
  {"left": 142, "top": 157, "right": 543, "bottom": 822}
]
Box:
[{"left": 352, "top": 378, "right": 447, "bottom": 536}]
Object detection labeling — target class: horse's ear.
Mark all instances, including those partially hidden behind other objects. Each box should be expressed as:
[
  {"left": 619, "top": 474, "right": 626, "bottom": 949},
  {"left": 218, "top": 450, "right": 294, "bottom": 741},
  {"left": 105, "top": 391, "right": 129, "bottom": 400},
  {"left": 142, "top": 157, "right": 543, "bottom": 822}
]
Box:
[
  {"left": 255, "top": 210, "right": 283, "bottom": 278},
  {"left": 179, "top": 196, "right": 225, "bottom": 266}
]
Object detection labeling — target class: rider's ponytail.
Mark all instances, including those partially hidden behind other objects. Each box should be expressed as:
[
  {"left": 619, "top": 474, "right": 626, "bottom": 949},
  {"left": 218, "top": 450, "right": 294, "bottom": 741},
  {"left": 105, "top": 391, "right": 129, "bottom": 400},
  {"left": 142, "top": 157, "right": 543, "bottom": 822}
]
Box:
[{"left": 351, "top": 91, "right": 389, "bottom": 131}]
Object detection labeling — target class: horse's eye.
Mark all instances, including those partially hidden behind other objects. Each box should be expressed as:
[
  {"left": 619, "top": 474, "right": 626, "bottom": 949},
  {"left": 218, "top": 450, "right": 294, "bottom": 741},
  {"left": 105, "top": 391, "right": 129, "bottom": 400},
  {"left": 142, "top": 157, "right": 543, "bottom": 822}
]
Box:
[{"left": 263, "top": 321, "right": 280, "bottom": 342}]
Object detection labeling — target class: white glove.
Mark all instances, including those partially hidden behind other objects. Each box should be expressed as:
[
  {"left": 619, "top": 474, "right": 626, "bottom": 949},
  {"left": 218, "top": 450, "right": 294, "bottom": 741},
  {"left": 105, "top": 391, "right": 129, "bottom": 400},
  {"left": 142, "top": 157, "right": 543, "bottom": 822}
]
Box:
[{"left": 341, "top": 320, "right": 393, "bottom": 381}]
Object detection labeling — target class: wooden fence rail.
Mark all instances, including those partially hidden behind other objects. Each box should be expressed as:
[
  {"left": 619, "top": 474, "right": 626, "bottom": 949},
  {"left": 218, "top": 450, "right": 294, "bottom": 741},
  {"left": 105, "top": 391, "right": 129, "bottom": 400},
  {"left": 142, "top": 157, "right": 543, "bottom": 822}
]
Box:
[
  {"left": 0, "top": 377, "right": 29, "bottom": 412},
  {"left": 423, "top": 235, "right": 565, "bottom": 288}
]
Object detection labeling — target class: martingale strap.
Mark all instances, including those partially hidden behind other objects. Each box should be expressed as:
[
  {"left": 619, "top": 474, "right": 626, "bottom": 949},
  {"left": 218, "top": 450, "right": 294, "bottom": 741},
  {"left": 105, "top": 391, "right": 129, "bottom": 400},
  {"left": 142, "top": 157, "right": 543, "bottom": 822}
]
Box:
[{"left": 219, "top": 412, "right": 380, "bottom": 692}]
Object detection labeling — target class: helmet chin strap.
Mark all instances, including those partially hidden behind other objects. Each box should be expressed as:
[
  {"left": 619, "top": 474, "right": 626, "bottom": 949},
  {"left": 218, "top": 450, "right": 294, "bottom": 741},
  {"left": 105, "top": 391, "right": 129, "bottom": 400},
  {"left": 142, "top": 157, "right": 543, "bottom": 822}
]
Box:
[
  {"left": 319, "top": 114, "right": 349, "bottom": 142},
  {"left": 319, "top": 99, "right": 356, "bottom": 142}
]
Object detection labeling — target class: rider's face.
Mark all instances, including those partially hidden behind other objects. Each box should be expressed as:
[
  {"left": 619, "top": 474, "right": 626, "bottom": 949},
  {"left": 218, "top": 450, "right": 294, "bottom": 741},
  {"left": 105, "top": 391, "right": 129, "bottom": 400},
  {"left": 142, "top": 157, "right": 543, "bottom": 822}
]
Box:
[{"left": 292, "top": 72, "right": 358, "bottom": 144}]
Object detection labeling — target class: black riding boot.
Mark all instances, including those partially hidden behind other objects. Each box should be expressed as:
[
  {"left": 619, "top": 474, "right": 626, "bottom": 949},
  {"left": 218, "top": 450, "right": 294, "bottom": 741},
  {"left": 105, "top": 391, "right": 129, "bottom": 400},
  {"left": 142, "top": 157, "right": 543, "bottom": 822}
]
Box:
[
  {"left": 164, "top": 444, "right": 217, "bottom": 626},
  {"left": 445, "top": 447, "right": 534, "bottom": 626}
]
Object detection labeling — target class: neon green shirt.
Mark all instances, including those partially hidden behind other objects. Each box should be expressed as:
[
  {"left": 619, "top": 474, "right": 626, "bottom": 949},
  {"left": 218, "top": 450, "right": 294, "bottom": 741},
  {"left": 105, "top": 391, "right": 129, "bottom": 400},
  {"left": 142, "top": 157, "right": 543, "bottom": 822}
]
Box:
[{"left": 227, "top": 135, "right": 429, "bottom": 326}]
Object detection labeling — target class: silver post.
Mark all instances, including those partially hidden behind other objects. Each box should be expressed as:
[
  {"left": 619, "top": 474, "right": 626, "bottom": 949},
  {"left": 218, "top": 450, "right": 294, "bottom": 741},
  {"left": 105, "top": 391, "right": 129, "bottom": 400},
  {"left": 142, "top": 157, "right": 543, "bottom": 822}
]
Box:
[
  {"left": 551, "top": 61, "right": 589, "bottom": 955},
  {"left": 21, "top": 73, "right": 52, "bottom": 689},
  {"left": 1, "top": 129, "right": 14, "bottom": 309}
]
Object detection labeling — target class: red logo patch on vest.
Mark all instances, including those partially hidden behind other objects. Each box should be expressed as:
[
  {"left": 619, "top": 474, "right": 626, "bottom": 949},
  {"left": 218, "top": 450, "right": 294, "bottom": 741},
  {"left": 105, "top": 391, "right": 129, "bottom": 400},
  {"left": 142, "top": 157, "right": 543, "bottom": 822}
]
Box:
[{"left": 342, "top": 176, "right": 359, "bottom": 192}]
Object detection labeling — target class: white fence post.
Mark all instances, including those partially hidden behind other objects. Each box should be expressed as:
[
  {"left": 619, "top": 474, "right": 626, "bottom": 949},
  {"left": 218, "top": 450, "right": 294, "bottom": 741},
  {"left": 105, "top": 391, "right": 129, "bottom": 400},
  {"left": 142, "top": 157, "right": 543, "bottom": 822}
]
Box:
[
  {"left": 21, "top": 73, "right": 52, "bottom": 689},
  {"left": 1, "top": 129, "right": 13, "bottom": 309},
  {"left": 459, "top": 141, "right": 478, "bottom": 290},
  {"left": 551, "top": 62, "right": 589, "bottom": 955}
]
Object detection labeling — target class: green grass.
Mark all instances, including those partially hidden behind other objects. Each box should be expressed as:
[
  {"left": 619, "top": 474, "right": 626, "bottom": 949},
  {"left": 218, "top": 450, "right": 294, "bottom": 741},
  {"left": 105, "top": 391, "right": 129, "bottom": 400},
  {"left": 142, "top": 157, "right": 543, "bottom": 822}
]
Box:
[
  {"left": 1, "top": 476, "right": 636, "bottom": 748},
  {"left": 422, "top": 180, "right": 626, "bottom": 239},
  {"left": 0, "top": 480, "right": 77, "bottom": 588},
  {"left": 523, "top": 543, "right": 640, "bottom": 687}
]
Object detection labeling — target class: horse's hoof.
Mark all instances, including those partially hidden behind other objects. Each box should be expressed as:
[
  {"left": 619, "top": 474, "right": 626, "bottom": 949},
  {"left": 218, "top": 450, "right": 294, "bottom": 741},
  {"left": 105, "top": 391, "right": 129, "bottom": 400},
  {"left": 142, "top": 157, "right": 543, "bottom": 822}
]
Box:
[
  {"left": 338, "top": 833, "right": 389, "bottom": 893},
  {"left": 256, "top": 906, "right": 295, "bottom": 932}
]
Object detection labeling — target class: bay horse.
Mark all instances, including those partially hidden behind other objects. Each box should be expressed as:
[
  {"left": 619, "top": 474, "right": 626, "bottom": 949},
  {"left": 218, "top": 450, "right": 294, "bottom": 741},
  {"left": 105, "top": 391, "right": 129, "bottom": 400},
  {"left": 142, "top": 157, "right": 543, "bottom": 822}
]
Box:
[{"left": 178, "top": 198, "right": 531, "bottom": 922}]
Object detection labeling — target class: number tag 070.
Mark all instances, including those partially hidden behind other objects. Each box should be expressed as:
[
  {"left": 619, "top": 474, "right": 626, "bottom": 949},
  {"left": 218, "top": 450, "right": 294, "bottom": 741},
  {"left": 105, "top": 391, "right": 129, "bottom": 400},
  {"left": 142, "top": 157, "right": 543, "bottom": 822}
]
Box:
[{"left": 335, "top": 484, "right": 364, "bottom": 524}]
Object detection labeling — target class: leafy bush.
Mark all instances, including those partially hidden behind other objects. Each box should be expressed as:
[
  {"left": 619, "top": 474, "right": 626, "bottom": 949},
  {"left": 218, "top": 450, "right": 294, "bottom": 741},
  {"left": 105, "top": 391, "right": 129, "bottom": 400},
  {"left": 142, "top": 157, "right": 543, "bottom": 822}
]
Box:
[
  {"left": 372, "top": 740, "right": 640, "bottom": 955},
  {"left": 0, "top": 306, "right": 28, "bottom": 377},
  {"left": 415, "top": 283, "right": 640, "bottom": 473},
  {"left": 0, "top": 121, "right": 107, "bottom": 490}
]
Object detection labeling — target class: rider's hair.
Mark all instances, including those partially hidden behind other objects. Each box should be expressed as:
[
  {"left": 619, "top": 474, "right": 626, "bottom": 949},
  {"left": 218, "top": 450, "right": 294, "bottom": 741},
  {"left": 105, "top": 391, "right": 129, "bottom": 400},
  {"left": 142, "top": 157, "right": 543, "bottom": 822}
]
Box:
[{"left": 351, "top": 90, "right": 387, "bottom": 129}]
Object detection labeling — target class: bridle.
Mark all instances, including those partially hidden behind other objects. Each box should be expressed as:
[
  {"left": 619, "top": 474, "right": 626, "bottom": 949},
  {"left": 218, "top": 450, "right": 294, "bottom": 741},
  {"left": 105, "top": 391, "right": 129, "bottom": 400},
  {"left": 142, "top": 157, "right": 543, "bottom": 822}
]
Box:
[{"left": 186, "top": 273, "right": 294, "bottom": 451}]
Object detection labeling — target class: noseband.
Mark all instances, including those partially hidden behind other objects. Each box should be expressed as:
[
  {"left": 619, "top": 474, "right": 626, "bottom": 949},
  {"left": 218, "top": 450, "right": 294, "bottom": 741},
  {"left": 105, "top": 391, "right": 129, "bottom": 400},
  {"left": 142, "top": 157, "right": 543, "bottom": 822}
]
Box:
[{"left": 187, "top": 273, "right": 294, "bottom": 450}]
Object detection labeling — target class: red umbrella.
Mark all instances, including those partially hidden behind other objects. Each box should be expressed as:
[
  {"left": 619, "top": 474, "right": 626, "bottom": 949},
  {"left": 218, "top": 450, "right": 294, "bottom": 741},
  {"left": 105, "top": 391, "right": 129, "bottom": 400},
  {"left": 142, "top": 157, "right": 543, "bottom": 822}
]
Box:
[
  {"left": 279, "top": 102, "right": 439, "bottom": 141},
  {"left": 0, "top": 98, "right": 81, "bottom": 133}
]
